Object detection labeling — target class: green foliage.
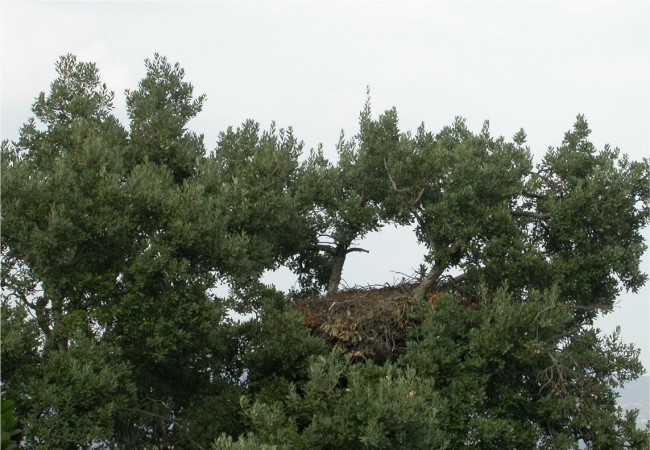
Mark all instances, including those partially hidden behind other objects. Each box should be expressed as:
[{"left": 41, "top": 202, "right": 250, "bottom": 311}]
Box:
[
  {"left": 212, "top": 433, "right": 278, "bottom": 450},
  {"left": 1, "top": 399, "right": 21, "bottom": 450},
  {"left": 21, "top": 334, "right": 136, "bottom": 449},
  {"left": 365, "top": 110, "right": 649, "bottom": 315},
  {"left": 0, "top": 301, "right": 41, "bottom": 400},
  {"left": 537, "top": 117, "right": 649, "bottom": 313},
  {"left": 241, "top": 301, "right": 328, "bottom": 403},
  {"left": 240, "top": 353, "right": 446, "bottom": 449},
  {"left": 403, "top": 290, "right": 648, "bottom": 448},
  {"left": 205, "top": 120, "right": 311, "bottom": 292},
  {"left": 2, "top": 54, "right": 648, "bottom": 448},
  {"left": 2, "top": 54, "right": 270, "bottom": 448},
  {"left": 125, "top": 53, "right": 206, "bottom": 183}
]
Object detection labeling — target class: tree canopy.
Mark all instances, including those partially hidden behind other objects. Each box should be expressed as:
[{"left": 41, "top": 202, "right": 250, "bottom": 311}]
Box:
[{"left": 2, "top": 54, "right": 649, "bottom": 449}]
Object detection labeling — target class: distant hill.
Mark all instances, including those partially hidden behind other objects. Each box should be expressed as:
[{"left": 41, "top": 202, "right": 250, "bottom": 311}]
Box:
[{"left": 618, "top": 376, "right": 649, "bottom": 429}]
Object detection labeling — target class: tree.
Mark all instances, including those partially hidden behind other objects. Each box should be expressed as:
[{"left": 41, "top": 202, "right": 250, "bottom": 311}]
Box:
[
  {"left": 0, "top": 54, "right": 309, "bottom": 449},
  {"left": 370, "top": 111, "right": 648, "bottom": 317},
  {"left": 2, "top": 55, "right": 648, "bottom": 449},
  {"left": 237, "top": 111, "right": 649, "bottom": 448},
  {"left": 237, "top": 288, "right": 647, "bottom": 449}
]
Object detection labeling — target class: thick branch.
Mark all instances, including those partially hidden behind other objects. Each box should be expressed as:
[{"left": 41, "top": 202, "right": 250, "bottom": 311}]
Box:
[
  {"left": 327, "top": 244, "right": 347, "bottom": 295},
  {"left": 445, "top": 272, "right": 468, "bottom": 286},
  {"left": 414, "top": 264, "right": 445, "bottom": 301},
  {"left": 522, "top": 190, "right": 547, "bottom": 200},
  {"left": 414, "top": 240, "right": 463, "bottom": 300},
  {"left": 7, "top": 288, "right": 39, "bottom": 310},
  {"left": 314, "top": 244, "right": 368, "bottom": 255},
  {"left": 413, "top": 186, "right": 426, "bottom": 207}
]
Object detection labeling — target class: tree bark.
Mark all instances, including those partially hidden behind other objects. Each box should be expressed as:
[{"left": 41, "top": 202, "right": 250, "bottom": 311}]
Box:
[
  {"left": 35, "top": 296, "right": 52, "bottom": 343},
  {"left": 413, "top": 264, "right": 444, "bottom": 302},
  {"left": 327, "top": 243, "right": 347, "bottom": 295},
  {"left": 413, "top": 240, "right": 462, "bottom": 301}
]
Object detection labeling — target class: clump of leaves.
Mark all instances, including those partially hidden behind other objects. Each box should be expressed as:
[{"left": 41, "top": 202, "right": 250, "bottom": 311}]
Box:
[{"left": 1, "top": 399, "right": 21, "bottom": 450}]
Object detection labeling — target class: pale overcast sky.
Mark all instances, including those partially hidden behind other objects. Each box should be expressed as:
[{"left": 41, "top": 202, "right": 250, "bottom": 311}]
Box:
[{"left": 1, "top": 1, "right": 649, "bottom": 365}]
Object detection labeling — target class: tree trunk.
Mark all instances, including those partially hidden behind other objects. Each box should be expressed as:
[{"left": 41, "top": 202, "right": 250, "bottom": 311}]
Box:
[
  {"left": 327, "top": 243, "right": 347, "bottom": 295},
  {"left": 413, "top": 264, "right": 443, "bottom": 302},
  {"left": 413, "top": 240, "right": 461, "bottom": 301},
  {"left": 35, "top": 296, "right": 52, "bottom": 343}
]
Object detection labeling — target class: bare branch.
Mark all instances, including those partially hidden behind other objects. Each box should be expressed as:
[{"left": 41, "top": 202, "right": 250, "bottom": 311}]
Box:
[
  {"left": 19, "top": 292, "right": 38, "bottom": 309},
  {"left": 383, "top": 157, "right": 411, "bottom": 194},
  {"left": 390, "top": 270, "right": 422, "bottom": 283},
  {"left": 449, "top": 272, "right": 468, "bottom": 285},
  {"left": 533, "top": 303, "right": 603, "bottom": 340},
  {"left": 512, "top": 210, "right": 552, "bottom": 221},
  {"left": 413, "top": 186, "right": 426, "bottom": 207},
  {"left": 436, "top": 272, "right": 468, "bottom": 291},
  {"left": 346, "top": 247, "right": 369, "bottom": 254}
]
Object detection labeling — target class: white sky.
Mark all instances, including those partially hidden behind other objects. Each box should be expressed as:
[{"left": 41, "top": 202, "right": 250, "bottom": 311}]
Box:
[{"left": 1, "top": 1, "right": 648, "bottom": 366}]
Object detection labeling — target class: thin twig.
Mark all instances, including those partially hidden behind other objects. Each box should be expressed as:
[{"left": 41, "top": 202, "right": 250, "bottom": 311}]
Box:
[{"left": 512, "top": 210, "right": 552, "bottom": 221}]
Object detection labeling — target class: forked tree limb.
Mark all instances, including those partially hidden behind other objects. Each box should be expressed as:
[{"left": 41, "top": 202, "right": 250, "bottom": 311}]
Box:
[{"left": 383, "top": 157, "right": 411, "bottom": 194}]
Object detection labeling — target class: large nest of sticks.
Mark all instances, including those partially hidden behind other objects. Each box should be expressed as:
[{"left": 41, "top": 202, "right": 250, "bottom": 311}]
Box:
[{"left": 292, "top": 283, "right": 424, "bottom": 363}]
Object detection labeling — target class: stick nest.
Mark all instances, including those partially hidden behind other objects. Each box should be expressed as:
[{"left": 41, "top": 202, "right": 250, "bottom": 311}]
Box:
[{"left": 292, "top": 283, "right": 423, "bottom": 363}]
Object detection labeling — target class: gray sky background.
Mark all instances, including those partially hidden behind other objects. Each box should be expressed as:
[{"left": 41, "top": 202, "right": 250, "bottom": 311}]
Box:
[{"left": 1, "top": 1, "right": 649, "bottom": 366}]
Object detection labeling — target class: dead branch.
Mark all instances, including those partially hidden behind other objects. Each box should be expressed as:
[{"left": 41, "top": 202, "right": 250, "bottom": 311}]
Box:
[{"left": 346, "top": 247, "right": 369, "bottom": 254}]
